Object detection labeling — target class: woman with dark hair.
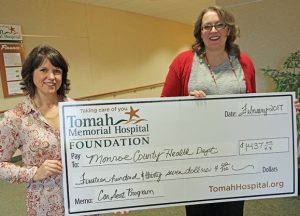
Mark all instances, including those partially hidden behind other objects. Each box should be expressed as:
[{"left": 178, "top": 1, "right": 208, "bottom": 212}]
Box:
[
  {"left": 0, "top": 45, "right": 71, "bottom": 215},
  {"left": 21, "top": 45, "right": 70, "bottom": 99},
  {"left": 161, "top": 5, "right": 253, "bottom": 216}
]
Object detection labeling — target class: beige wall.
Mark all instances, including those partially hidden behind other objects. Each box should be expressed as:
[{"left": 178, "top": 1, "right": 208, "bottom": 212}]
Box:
[
  {"left": 1, "top": 0, "right": 300, "bottom": 111},
  {"left": 220, "top": 0, "right": 300, "bottom": 92},
  {"left": 0, "top": 0, "right": 193, "bottom": 110}
]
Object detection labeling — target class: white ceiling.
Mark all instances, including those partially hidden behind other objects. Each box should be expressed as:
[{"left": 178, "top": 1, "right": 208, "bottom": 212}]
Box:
[{"left": 68, "top": 0, "right": 263, "bottom": 25}]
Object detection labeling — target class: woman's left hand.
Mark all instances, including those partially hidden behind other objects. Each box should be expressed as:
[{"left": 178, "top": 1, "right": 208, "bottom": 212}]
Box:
[
  {"left": 189, "top": 90, "right": 206, "bottom": 98},
  {"left": 294, "top": 99, "right": 300, "bottom": 114}
]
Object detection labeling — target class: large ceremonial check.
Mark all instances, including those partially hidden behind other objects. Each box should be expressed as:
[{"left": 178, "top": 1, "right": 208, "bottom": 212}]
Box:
[{"left": 59, "top": 92, "right": 298, "bottom": 215}]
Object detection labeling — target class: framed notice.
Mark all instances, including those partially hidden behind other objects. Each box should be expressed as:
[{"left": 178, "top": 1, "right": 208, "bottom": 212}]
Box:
[
  {"left": 59, "top": 92, "right": 298, "bottom": 215},
  {"left": 0, "top": 43, "right": 25, "bottom": 97}
]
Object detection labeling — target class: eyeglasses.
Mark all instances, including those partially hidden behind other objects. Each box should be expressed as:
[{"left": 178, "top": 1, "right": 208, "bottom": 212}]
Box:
[{"left": 201, "top": 22, "right": 226, "bottom": 31}]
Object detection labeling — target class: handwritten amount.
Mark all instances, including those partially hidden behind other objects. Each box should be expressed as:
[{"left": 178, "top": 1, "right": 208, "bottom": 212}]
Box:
[{"left": 75, "top": 162, "right": 255, "bottom": 187}]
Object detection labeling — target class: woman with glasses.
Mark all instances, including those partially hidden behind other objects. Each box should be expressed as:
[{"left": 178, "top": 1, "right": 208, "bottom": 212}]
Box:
[
  {"left": 162, "top": 5, "right": 300, "bottom": 216},
  {"left": 161, "top": 5, "right": 254, "bottom": 216},
  {"left": 162, "top": 5, "right": 256, "bottom": 98}
]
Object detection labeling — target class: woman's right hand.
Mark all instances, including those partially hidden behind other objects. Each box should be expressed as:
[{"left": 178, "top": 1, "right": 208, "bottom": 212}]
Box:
[
  {"left": 189, "top": 90, "right": 207, "bottom": 98},
  {"left": 33, "top": 159, "right": 63, "bottom": 181}
]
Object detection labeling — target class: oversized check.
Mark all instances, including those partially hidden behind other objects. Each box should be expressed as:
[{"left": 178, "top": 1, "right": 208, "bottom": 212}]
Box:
[{"left": 59, "top": 92, "right": 298, "bottom": 215}]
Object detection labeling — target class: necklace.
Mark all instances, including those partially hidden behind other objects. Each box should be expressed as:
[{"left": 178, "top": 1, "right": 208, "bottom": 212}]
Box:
[{"left": 203, "top": 52, "right": 240, "bottom": 93}]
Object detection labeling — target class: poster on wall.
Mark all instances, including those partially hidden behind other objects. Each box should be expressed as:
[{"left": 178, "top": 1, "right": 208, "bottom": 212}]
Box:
[
  {"left": 0, "top": 43, "right": 25, "bottom": 97},
  {"left": 0, "top": 24, "right": 22, "bottom": 41}
]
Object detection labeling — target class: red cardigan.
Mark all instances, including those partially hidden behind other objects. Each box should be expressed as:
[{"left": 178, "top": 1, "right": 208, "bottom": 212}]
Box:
[{"left": 161, "top": 50, "right": 256, "bottom": 97}]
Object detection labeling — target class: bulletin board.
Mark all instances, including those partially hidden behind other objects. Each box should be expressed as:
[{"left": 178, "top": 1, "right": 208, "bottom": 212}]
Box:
[{"left": 0, "top": 43, "right": 25, "bottom": 97}]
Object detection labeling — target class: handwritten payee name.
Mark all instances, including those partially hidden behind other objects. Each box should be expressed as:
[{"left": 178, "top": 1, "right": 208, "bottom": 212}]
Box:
[{"left": 85, "top": 147, "right": 218, "bottom": 165}]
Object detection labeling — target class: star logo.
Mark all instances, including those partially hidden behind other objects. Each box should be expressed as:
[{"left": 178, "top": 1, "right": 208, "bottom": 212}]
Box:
[
  {"left": 9, "top": 26, "right": 16, "bottom": 34},
  {"left": 122, "top": 106, "right": 147, "bottom": 124},
  {"left": 125, "top": 106, "right": 140, "bottom": 121},
  {"left": 5, "top": 26, "right": 17, "bottom": 34}
]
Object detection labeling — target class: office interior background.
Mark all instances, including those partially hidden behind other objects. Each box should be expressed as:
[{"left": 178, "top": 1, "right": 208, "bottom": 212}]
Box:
[{"left": 0, "top": 0, "right": 299, "bottom": 215}]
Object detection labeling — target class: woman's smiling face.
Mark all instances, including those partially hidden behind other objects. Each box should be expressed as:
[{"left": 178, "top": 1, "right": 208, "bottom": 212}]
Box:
[
  {"left": 201, "top": 10, "right": 229, "bottom": 52},
  {"left": 33, "top": 58, "right": 63, "bottom": 96}
]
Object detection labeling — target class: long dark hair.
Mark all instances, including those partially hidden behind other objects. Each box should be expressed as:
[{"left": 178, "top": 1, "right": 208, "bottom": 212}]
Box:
[
  {"left": 20, "top": 45, "right": 70, "bottom": 99},
  {"left": 192, "top": 5, "right": 240, "bottom": 58}
]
